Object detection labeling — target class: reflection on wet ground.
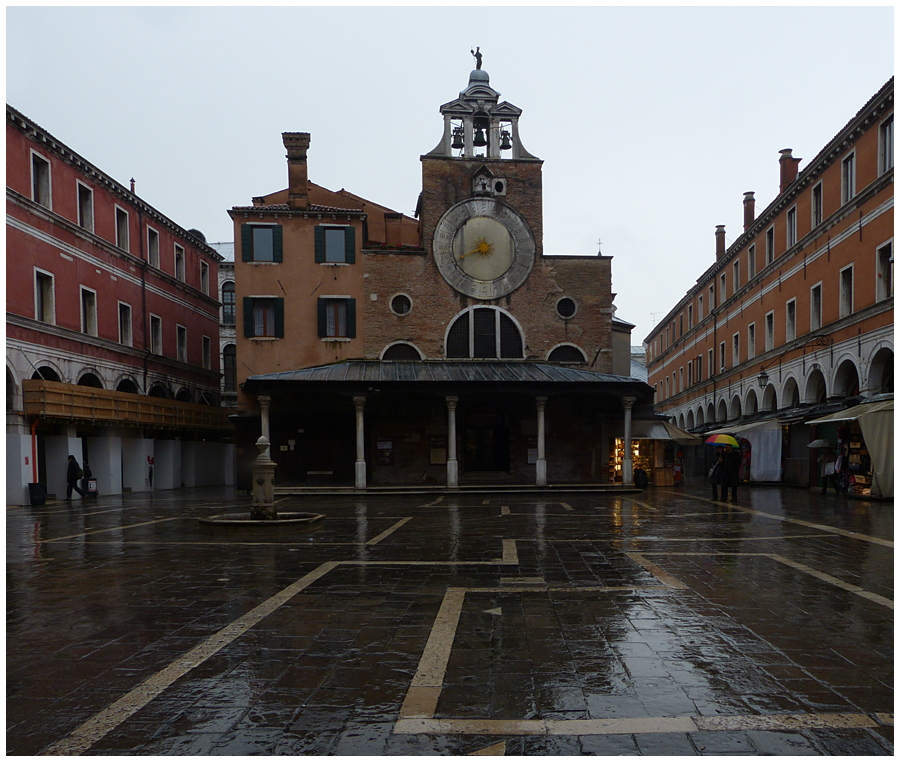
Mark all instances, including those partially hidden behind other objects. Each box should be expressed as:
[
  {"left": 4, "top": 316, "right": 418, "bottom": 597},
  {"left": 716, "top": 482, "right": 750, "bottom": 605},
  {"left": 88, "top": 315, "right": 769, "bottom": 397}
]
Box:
[{"left": 6, "top": 483, "right": 893, "bottom": 754}]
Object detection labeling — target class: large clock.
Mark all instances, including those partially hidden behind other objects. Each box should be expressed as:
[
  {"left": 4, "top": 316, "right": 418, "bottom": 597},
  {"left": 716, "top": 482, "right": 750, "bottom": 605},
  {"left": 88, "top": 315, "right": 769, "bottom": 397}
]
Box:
[{"left": 433, "top": 198, "right": 536, "bottom": 300}]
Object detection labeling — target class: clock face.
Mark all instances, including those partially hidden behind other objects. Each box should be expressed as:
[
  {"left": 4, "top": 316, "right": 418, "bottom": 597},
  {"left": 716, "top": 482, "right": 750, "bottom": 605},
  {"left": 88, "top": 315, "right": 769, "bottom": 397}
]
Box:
[{"left": 433, "top": 198, "right": 536, "bottom": 299}]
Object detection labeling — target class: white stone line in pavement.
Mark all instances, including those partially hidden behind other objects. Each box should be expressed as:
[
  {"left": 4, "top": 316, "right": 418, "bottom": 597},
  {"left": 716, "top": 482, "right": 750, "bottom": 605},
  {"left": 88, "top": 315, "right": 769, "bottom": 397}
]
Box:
[
  {"left": 560, "top": 502, "right": 573, "bottom": 511},
  {"left": 501, "top": 505, "right": 510, "bottom": 515},
  {"left": 366, "top": 517, "right": 413, "bottom": 546},
  {"left": 468, "top": 740, "right": 506, "bottom": 755},
  {"left": 41, "top": 561, "right": 340, "bottom": 756},
  {"left": 625, "top": 552, "right": 688, "bottom": 589},
  {"left": 502, "top": 539, "right": 519, "bottom": 565},
  {"left": 627, "top": 498, "right": 659, "bottom": 513},
  {"left": 637, "top": 551, "right": 894, "bottom": 610},
  {"left": 38, "top": 517, "right": 181, "bottom": 544},
  {"left": 620, "top": 534, "right": 835, "bottom": 543},
  {"left": 394, "top": 712, "right": 890, "bottom": 737},
  {"left": 659, "top": 490, "right": 894, "bottom": 548},
  {"left": 420, "top": 495, "right": 444, "bottom": 507}
]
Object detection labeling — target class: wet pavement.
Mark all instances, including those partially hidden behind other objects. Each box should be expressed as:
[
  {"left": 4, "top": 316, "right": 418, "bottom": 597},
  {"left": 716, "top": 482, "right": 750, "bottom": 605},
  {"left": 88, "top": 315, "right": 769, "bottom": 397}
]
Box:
[{"left": 6, "top": 482, "right": 893, "bottom": 755}]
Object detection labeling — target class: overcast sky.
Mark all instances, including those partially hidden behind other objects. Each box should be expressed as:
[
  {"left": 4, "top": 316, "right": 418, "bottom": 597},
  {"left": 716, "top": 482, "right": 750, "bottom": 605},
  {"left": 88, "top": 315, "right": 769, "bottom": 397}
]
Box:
[{"left": 7, "top": 6, "right": 893, "bottom": 342}]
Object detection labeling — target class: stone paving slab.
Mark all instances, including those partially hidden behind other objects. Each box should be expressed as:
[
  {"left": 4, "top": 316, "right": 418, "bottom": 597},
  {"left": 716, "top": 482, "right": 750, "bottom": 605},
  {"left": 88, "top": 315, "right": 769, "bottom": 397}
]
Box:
[{"left": 6, "top": 484, "right": 894, "bottom": 755}]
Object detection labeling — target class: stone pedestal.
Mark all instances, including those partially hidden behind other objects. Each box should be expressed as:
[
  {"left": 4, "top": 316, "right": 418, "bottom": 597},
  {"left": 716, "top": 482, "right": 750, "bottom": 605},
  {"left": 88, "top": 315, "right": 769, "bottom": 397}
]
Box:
[{"left": 250, "top": 436, "right": 277, "bottom": 520}]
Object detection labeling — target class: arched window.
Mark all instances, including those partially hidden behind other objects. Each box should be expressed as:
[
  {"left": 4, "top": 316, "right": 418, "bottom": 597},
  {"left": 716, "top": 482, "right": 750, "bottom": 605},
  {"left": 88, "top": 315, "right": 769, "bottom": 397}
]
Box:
[
  {"left": 77, "top": 373, "right": 103, "bottom": 388},
  {"left": 223, "top": 344, "right": 237, "bottom": 392},
  {"left": 446, "top": 307, "right": 523, "bottom": 359},
  {"left": 548, "top": 345, "right": 586, "bottom": 363},
  {"left": 382, "top": 343, "right": 421, "bottom": 361},
  {"left": 116, "top": 379, "right": 139, "bottom": 395},
  {"left": 222, "top": 281, "right": 235, "bottom": 325}
]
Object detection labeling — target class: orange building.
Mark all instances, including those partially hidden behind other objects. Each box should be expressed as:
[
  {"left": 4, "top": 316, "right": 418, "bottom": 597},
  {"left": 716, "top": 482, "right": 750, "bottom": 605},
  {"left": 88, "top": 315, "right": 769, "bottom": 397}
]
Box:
[{"left": 645, "top": 79, "right": 893, "bottom": 491}]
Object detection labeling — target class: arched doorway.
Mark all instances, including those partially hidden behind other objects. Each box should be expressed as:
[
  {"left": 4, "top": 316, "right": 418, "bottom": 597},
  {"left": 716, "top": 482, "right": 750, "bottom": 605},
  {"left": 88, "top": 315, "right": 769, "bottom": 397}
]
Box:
[
  {"left": 116, "top": 379, "right": 139, "bottom": 395},
  {"left": 868, "top": 348, "right": 894, "bottom": 393},
  {"left": 77, "top": 373, "right": 103, "bottom": 388},
  {"left": 463, "top": 405, "right": 510, "bottom": 473},
  {"left": 833, "top": 359, "right": 860, "bottom": 398},
  {"left": 804, "top": 369, "right": 827, "bottom": 404},
  {"left": 32, "top": 367, "right": 61, "bottom": 382}
]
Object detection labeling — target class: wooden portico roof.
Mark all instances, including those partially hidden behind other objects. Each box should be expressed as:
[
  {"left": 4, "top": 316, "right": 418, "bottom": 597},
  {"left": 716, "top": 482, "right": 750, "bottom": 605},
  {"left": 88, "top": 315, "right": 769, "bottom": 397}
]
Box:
[{"left": 244, "top": 361, "right": 653, "bottom": 399}]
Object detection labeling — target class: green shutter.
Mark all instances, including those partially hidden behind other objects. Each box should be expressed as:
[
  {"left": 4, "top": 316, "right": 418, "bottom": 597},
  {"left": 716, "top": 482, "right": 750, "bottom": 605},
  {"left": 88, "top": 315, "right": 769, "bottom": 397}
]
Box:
[
  {"left": 274, "top": 298, "right": 284, "bottom": 337},
  {"left": 346, "top": 298, "right": 356, "bottom": 338},
  {"left": 317, "top": 298, "right": 327, "bottom": 337},
  {"left": 243, "top": 297, "right": 254, "bottom": 337},
  {"left": 241, "top": 225, "right": 253, "bottom": 261},
  {"left": 345, "top": 226, "right": 355, "bottom": 264},
  {"left": 273, "top": 225, "right": 283, "bottom": 263},
  {"left": 314, "top": 227, "right": 325, "bottom": 263}
]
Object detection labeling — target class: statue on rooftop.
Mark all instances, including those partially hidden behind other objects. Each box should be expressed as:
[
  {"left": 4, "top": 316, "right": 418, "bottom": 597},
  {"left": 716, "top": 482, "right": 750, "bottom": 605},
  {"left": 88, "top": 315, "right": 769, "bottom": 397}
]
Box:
[{"left": 471, "top": 47, "right": 482, "bottom": 70}]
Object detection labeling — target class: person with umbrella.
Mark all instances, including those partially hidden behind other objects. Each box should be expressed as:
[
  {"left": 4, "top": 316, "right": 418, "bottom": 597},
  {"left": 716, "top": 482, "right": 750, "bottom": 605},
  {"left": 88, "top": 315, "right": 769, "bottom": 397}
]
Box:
[
  {"left": 815, "top": 445, "right": 841, "bottom": 495},
  {"left": 724, "top": 444, "right": 742, "bottom": 502},
  {"left": 705, "top": 434, "right": 739, "bottom": 502}
]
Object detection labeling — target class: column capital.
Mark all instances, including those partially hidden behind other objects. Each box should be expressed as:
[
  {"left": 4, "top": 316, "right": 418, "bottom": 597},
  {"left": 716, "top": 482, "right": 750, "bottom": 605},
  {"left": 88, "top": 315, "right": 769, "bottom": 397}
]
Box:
[
  {"left": 353, "top": 396, "right": 366, "bottom": 410},
  {"left": 621, "top": 396, "right": 637, "bottom": 410},
  {"left": 257, "top": 394, "right": 271, "bottom": 407},
  {"left": 535, "top": 395, "right": 547, "bottom": 408},
  {"left": 446, "top": 395, "right": 458, "bottom": 410}
]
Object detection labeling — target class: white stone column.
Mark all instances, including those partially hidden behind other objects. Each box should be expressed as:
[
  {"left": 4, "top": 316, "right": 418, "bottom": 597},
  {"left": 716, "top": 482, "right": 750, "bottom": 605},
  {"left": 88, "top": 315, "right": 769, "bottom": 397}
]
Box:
[
  {"left": 446, "top": 396, "right": 459, "bottom": 489},
  {"left": 536, "top": 396, "right": 547, "bottom": 487},
  {"left": 622, "top": 396, "right": 636, "bottom": 485},
  {"left": 354, "top": 396, "right": 367, "bottom": 490},
  {"left": 258, "top": 394, "right": 271, "bottom": 453}
]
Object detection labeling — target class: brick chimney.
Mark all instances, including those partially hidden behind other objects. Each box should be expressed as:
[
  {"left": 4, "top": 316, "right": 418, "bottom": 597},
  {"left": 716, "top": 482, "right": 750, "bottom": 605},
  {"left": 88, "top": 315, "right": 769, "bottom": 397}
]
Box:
[
  {"left": 779, "top": 149, "right": 801, "bottom": 194},
  {"left": 283, "top": 132, "right": 311, "bottom": 210},
  {"left": 743, "top": 191, "right": 755, "bottom": 232},
  {"left": 715, "top": 225, "right": 726, "bottom": 260}
]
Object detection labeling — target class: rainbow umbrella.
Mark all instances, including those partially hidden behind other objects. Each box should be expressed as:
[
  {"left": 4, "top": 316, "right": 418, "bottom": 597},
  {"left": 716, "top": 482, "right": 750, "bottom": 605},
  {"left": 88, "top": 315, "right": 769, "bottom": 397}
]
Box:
[{"left": 705, "top": 434, "right": 739, "bottom": 447}]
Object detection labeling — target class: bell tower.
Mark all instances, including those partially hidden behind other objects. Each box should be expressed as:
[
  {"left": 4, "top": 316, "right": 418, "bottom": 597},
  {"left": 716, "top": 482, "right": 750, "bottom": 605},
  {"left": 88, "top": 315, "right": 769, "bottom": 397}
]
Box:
[{"left": 420, "top": 51, "right": 544, "bottom": 276}]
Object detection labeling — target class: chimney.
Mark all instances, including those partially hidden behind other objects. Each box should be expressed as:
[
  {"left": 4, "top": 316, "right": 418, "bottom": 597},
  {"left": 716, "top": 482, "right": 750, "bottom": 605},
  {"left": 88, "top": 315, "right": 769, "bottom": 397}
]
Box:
[
  {"left": 743, "top": 191, "right": 755, "bottom": 232},
  {"left": 283, "top": 132, "right": 311, "bottom": 210},
  {"left": 779, "top": 148, "right": 801, "bottom": 194},
  {"left": 715, "top": 225, "right": 726, "bottom": 260}
]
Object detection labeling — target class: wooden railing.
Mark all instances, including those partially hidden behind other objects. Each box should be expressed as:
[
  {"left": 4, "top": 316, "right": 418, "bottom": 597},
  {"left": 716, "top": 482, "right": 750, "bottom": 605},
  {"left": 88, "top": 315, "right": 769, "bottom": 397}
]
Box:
[{"left": 23, "top": 380, "right": 233, "bottom": 431}]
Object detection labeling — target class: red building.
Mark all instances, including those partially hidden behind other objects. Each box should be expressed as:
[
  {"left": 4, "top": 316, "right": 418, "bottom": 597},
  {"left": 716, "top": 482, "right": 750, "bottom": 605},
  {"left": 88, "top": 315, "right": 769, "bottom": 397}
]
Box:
[{"left": 6, "top": 105, "right": 233, "bottom": 505}]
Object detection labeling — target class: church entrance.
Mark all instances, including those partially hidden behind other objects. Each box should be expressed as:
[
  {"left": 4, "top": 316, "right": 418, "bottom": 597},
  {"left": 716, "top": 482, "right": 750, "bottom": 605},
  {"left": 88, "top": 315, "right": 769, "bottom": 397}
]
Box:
[{"left": 463, "top": 407, "right": 510, "bottom": 473}]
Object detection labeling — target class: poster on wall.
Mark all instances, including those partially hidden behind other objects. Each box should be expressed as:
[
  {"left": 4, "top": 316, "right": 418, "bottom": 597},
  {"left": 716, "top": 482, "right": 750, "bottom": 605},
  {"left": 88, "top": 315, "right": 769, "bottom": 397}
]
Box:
[
  {"left": 430, "top": 437, "right": 447, "bottom": 465},
  {"left": 376, "top": 438, "right": 393, "bottom": 465}
]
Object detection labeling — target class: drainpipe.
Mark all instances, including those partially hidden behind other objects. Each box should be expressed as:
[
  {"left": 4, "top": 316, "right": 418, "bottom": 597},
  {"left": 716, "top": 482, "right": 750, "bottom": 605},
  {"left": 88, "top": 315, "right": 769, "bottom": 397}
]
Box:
[
  {"left": 31, "top": 418, "right": 38, "bottom": 483},
  {"left": 138, "top": 207, "right": 149, "bottom": 392}
]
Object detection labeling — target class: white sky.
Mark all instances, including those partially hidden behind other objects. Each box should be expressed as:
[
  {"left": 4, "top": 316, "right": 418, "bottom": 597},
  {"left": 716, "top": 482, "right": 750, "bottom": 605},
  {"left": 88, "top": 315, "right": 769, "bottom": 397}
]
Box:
[{"left": 7, "top": 6, "right": 893, "bottom": 343}]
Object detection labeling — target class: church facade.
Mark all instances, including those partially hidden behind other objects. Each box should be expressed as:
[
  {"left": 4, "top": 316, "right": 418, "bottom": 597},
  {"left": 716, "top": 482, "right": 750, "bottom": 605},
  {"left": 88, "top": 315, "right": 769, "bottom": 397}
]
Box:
[{"left": 232, "top": 57, "right": 653, "bottom": 489}]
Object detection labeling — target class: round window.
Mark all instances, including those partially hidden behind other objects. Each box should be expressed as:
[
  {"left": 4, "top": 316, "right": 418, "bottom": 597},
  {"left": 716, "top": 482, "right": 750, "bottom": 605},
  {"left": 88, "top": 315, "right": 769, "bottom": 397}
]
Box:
[
  {"left": 390, "top": 294, "right": 412, "bottom": 316},
  {"left": 556, "top": 297, "right": 577, "bottom": 319}
]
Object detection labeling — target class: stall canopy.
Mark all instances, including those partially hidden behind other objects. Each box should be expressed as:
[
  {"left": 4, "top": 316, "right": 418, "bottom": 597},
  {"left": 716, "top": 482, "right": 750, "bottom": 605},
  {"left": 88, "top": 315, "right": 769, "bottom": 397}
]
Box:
[
  {"left": 614, "top": 420, "right": 702, "bottom": 444},
  {"left": 704, "top": 420, "right": 782, "bottom": 482},
  {"left": 808, "top": 399, "right": 893, "bottom": 498}
]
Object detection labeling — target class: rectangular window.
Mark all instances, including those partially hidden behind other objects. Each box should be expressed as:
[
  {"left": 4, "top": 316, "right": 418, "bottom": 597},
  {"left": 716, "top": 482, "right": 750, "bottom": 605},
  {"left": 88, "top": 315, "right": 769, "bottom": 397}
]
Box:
[
  {"left": 241, "top": 224, "right": 283, "bottom": 262},
  {"left": 698, "top": 294, "right": 704, "bottom": 320},
  {"left": 80, "top": 287, "right": 98, "bottom": 336},
  {"left": 315, "top": 226, "right": 355, "bottom": 264},
  {"left": 748, "top": 244, "right": 756, "bottom": 279},
  {"left": 679, "top": 367, "right": 684, "bottom": 393},
  {"left": 176, "top": 325, "right": 188, "bottom": 363},
  {"left": 880, "top": 114, "right": 894, "bottom": 174},
  {"left": 243, "top": 297, "right": 285, "bottom": 338},
  {"left": 147, "top": 227, "right": 160, "bottom": 268},
  {"left": 765, "top": 311, "right": 775, "bottom": 351},
  {"left": 697, "top": 353, "right": 703, "bottom": 382},
  {"left": 765, "top": 226, "right": 775, "bottom": 264},
  {"left": 748, "top": 323, "right": 756, "bottom": 360},
  {"left": 200, "top": 261, "right": 209, "bottom": 295},
  {"left": 719, "top": 341, "right": 726, "bottom": 372},
  {"left": 202, "top": 335, "right": 211, "bottom": 370},
  {"left": 840, "top": 265, "right": 854, "bottom": 317},
  {"left": 150, "top": 314, "right": 162, "bottom": 355},
  {"left": 222, "top": 282, "right": 235, "bottom": 325},
  {"left": 34, "top": 269, "right": 55, "bottom": 324},
  {"left": 77, "top": 182, "right": 93, "bottom": 232},
  {"left": 709, "top": 284, "right": 716, "bottom": 310},
  {"left": 811, "top": 182, "right": 823, "bottom": 227},
  {"left": 687, "top": 304, "right": 693, "bottom": 329},
  {"left": 31, "top": 152, "right": 51, "bottom": 209},
  {"left": 687, "top": 360, "right": 693, "bottom": 387},
  {"left": 316, "top": 297, "right": 356, "bottom": 339},
  {"left": 115, "top": 207, "right": 129, "bottom": 251},
  {"left": 876, "top": 241, "right": 893, "bottom": 302},
  {"left": 174, "top": 245, "right": 185, "bottom": 281},
  {"left": 679, "top": 314, "right": 683, "bottom": 337},
  {"left": 786, "top": 298, "right": 797, "bottom": 342},
  {"left": 810, "top": 283, "right": 823, "bottom": 331},
  {"left": 732, "top": 260, "right": 740, "bottom": 292},
  {"left": 719, "top": 273, "right": 726, "bottom": 303},
  {"left": 841, "top": 151, "right": 856, "bottom": 204},
  {"left": 786, "top": 206, "right": 797, "bottom": 248},
  {"left": 118, "top": 302, "right": 132, "bottom": 346},
  {"left": 223, "top": 345, "right": 236, "bottom": 393},
  {"left": 708, "top": 348, "right": 714, "bottom": 377},
  {"left": 732, "top": 332, "right": 740, "bottom": 367},
  {"left": 665, "top": 326, "right": 670, "bottom": 348}
]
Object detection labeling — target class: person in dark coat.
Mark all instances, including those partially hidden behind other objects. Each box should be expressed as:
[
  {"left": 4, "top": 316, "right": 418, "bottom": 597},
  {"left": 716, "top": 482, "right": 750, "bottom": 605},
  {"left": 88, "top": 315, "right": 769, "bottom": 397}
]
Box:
[
  {"left": 710, "top": 447, "right": 726, "bottom": 501},
  {"left": 66, "top": 455, "right": 85, "bottom": 500},
  {"left": 724, "top": 444, "right": 742, "bottom": 501}
]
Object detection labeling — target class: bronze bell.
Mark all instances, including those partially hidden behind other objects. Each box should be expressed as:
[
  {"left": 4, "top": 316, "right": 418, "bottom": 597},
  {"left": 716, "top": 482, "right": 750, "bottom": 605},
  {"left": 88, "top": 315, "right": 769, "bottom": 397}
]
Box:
[
  {"left": 451, "top": 127, "right": 465, "bottom": 150},
  {"left": 499, "top": 130, "right": 512, "bottom": 151},
  {"left": 473, "top": 127, "right": 487, "bottom": 147}
]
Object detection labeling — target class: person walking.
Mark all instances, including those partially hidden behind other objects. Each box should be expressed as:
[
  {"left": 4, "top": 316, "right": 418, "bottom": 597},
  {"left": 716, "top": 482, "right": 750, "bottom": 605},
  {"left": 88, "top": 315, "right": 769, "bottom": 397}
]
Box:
[
  {"left": 710, "top": 447, "right": 726, "bottom": 501},
  {"left": 817, "top": 447, "right": 840, "bottom": 495},
  {"left": 724, "top": 444, "right": 742, "bottom": 502},
  {"left": 66, "top": 455, "right": 85, "bottom": 500}
]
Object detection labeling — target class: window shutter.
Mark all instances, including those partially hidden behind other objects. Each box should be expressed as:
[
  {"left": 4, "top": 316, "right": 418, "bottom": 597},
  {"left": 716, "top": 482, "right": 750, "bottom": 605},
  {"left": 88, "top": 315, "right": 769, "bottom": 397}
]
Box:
[
  {"left": 274, "top": 298, "right": 284, "bottom": 337},
  {"left": 345, "top": 226, "right": 355, "bottom": 264},
  {"left": 346, "top": 298, "right": 356, "bottom": 338},
  {"left": 317, "top": 298, "right": 327, "bottom": 337},
  {"left": 243, "top": 297, "right": 254, "bottom": 337},
  {"left": 241, "top": 225, "right": 253, "bottom": 262},
  {"left": 273, "top": 226, "right": 283, "bottom": 263},
  {"left": 314, "top": 227, "right": 325, "bottom": 263}
]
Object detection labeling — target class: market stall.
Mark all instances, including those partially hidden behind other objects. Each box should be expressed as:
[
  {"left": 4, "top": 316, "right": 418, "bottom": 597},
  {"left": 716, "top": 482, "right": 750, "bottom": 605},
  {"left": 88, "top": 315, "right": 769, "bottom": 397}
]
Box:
[
  {"left": 608, "top": 420, "right": 700, "bottom": 485},
  {"left": 705, "top": 421, "right": 782, "bottom": 482}
]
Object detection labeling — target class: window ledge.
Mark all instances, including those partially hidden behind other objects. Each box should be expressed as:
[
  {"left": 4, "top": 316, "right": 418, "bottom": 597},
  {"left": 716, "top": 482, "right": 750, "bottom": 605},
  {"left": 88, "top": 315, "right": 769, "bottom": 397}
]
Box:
[
  {"left": 250, "top": 336, "right": 280, "bottom": 341},
  {"left": 319, "top": 262, "right": 351, "bottom": 267},
  {"left": 245, "top": 261, "right": 279, "bottom": 265},
  {"left": 321, "top": 337, "right": 351, "bottom": 342}
]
